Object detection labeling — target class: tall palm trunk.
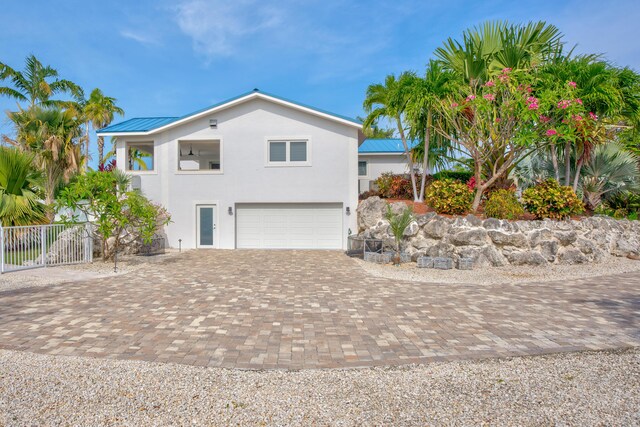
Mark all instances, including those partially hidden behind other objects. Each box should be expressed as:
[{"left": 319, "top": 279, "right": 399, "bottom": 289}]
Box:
[
  {"left": 84, "top": 122, "right": 90, "bottom": 171},
  {"left": 572, "top": 157, "right": 584, "bottom": 191},
  {"left": 418, "top": 111, "right": 432, "bottom": 202},
  {"left": 396, "top": 117, "right": 419, "bottom": 201},
  {"left": 97, "top": 135, "right": 105, "bottom": 167},
  {"left": 549, "top": 142, "right": 560, "bottom": 181},
  {"left": 563, "top": 141, "right": 572, "bottom": 186}
]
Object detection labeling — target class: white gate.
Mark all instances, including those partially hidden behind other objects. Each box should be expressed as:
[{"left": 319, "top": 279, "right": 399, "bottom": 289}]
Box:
[{"left": 0, "top": 223, "right": 93, "bottom": 273}]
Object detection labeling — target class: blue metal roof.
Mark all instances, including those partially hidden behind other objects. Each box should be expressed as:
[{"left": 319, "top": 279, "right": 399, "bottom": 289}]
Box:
[
  {"left": 359, "top": 138, "right": 419, "bottom": 153},
  {"left": 99, "top": 117, "right": 178, "bottom": 133},
  {"left": 98, "top": 89, "right": 361, "bottom": 133}
]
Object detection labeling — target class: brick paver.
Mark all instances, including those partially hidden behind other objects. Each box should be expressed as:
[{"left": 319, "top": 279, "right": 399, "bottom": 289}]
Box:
[{"left": 1, "top": 250, "right": 639, "bottom": 369}]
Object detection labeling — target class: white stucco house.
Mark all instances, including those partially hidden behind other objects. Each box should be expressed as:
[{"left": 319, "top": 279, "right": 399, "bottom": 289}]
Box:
[
  {"left": 97, "top": 89, "right": 362, "bottom": 250},
  {"left": 357, "top": 138, "right": 416, "bottom": 193}
]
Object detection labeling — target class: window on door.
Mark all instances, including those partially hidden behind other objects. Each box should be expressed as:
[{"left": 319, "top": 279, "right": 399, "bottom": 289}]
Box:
[
  {"left": 267, "top": 139, "right": 310, "bottom": 166},
  {"left": 197, "top": 205, "right": 216, "bottom": 248}
]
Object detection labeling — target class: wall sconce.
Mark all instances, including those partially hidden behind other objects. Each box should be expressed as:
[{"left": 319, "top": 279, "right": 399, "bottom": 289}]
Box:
[
  {"left": 228, "top": 206, "right": 233, "bottom": 215},
  {"left": 209, "top": 119, "right": 217, "bottom": 129},
  {"left": 345, "top": 207, "right": 351, "bottom": 215}
]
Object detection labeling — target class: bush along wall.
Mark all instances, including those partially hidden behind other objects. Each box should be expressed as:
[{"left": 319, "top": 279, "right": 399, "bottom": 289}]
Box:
[{"left": 357, "top": 197, "right": 640, "bottom": 267}]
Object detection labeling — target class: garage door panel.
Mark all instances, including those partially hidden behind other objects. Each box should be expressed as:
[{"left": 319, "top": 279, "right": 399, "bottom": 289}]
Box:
[{"left": 236, "top": 203, "right": 343, "bottom": 249}]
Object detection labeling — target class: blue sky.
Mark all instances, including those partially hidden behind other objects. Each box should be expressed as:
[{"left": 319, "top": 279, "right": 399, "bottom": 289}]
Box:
[{"left": 1, "top": 0, "right": 639, "bottom": 168}]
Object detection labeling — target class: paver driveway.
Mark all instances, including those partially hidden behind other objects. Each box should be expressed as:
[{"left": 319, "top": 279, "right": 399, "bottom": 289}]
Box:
[{"left": 1, "top": 250, "right": 639, "bottom": 369}]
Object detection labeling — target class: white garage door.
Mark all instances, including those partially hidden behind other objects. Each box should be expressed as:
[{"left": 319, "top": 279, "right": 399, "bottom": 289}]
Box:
[{"left": 236, "top": 203, "right": 343, "bottom": 249}]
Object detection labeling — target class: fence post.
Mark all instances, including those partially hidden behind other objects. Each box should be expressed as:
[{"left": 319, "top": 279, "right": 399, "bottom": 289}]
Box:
[
  {"left": 86, "top": 223, "right": 93, "bottom": 263},
  {"left": 0, "top": 224, "right": 4, "bottom": 274},
  {"left": 41, "top": 225, "right": 46, "bottom": 268}
]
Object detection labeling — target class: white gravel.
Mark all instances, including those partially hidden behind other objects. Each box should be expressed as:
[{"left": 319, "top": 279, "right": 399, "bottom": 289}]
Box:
[
  {"left": 0, "top": 250, "right": 185, "bottom": 293},
  {"left": 0, "top": 348, "right": 638, "bottom": 426},
  {"left": 356, "top": 256, "right": 640, "bottom": 285}
]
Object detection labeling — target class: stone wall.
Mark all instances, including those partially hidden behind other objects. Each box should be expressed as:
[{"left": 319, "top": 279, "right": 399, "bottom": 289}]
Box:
[{"left": 357, "top": 197, "right": 640, "bottom": 266}]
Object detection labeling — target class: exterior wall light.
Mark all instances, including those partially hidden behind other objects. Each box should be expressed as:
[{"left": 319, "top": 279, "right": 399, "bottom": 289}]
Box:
[
  {"left": 228, "top": 206, "right": 233, "bottom": 215},
  {"left": 346, "top": 207, "right": 351, "bottom": 215},
  {"left": 209, "top": 119, "right": 217, "bottom": 128}
]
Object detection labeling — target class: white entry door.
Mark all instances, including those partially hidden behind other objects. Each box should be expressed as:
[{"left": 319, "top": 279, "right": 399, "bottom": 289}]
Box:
[
  {"left": 236, "top": 203, "right": 343, "bottom": 249},
  {"left": 196, "top": 205, "right": 217, "bottom": 248}
]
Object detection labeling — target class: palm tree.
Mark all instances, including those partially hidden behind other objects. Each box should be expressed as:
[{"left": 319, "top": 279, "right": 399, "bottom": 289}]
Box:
[
  {"left": 405, "top": 60, "right": 458, "bottom": 201},
  {"left": 0, "top": 147, "right": 47, "bottom": 226},
  {"left": 83, "top": 88, "right": 124, "bottom": 167},
  {"left": 435, "top": 21, "right": 566, "bottom": 86},
  {"left": 580, "top": 142, "right": 640, "bottom": 210},
  {"left": 363, "top": 72, "right": 420, "bottom": 200},
  {"left": 5, "top": 106, "right": 83, "bottom": 221},
  {"left": 0, "top": 54, "right": 81, "bottom": 108}
]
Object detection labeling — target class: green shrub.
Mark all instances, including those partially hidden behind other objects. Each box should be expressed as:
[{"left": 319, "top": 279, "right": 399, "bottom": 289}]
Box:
[
  {"left": 522, "top": 179, "right": 584, "bottom": 219},
  {"left": 424, "top": 178, "right": 473, "bottom": 215},
  {"left": 432, "top": 169, "right": 474, "bottom": 183},
  {"left": 375, "top": 172, "right": 423, "bottom": 199},
  {"left": 484, "top": 189, "right": 524, "bottom": 220}
]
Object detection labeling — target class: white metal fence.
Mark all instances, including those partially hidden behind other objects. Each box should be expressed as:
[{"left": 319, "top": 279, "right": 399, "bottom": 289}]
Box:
[{"left": 0, "top": 223, "right": 93, "bottom": 273}]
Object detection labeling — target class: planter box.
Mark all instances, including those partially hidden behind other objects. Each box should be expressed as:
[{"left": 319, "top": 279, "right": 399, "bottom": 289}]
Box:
[
  {"left": 364, "top": 252, "right": 392, "bottom": 264},
  {"left": 139, "top": 236, "right": 165, "bottom": 256},
  {"left": 457, "top": 257, "right": 474, "bottom": 270},
  {"left": 433, "top": 257, "right": 454, "bottom": 270},
  {"left": 417, "top": 256, "right": 434, "bottom": 268},
  {"left": 384, "top": 251, "right": 411, "bottom": 264}
]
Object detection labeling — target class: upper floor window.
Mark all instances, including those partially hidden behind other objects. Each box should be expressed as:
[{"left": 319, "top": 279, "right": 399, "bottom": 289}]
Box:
[
  {"left": 178, "top": 140, "right": 222, "bottom": 172},
  {"left": 267, "top": 139, "right": 309, "bottom": 166},
  {"left": 358, "top": 160, "right": 368, "bottom": 177},
  {"left": 126, "top": 141, "right": 154, "bottom": 171}
]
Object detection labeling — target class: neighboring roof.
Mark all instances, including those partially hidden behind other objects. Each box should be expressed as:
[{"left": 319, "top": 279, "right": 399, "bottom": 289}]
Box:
[
  {"left": 97, "top": 89, "right": 362, "bottom": 135},
  {"left": 99, "top": 117, "right": 179, "bottom": 133},
  {"left": 358, "top": 138, "right": 419, "bottom": 153}
]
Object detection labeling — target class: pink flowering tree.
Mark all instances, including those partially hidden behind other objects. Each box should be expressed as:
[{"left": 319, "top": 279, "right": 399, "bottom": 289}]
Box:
[
  {"left": 537, "top": 81, "right": 609, "bottom": 191},
  {"left": 435, "top": 68, "right": 541, "bottom": 211}
]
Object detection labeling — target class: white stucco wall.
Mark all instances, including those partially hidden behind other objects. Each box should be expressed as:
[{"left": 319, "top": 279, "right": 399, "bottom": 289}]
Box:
[
  {"left": 115, "top": 98, "right": 359, "bottom": 249},
  {"left": 358, "top": 153, "right": 408, "bottom": 193}
]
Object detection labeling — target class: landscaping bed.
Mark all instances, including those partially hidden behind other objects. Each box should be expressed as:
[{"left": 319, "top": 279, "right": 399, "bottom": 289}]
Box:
[{"left": 357, "top": 196, "right": 640, "bottom": 268}]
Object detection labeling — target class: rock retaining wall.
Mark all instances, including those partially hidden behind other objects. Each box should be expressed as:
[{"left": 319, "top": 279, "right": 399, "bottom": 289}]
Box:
[{"left": 357, "top": 197, "right": 640, "bottom": 266}]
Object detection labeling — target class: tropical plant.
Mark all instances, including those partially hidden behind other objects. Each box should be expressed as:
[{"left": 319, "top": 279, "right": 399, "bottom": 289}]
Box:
[
  {"left": 0, "top": 54, "right": 81, "bottom": 108},
  {"left": 57, "top": 170, "right": 171, "bottom": 261},
  {"left": 375, "top": 172, "right": 423, "bottom": 199},
  {"left": 535, "top": 57, "right": 640, "bottom": 190},
  {"left": 484, "top": 189, "right": 524, "bottom": 219},
  {"left": 5, "top": 106, "right": 84, "bottom": 220},
  {"left": 384, "top": 204, "right": 414, "bottom": 256},
  {"left": 435, "top": 21, "right": 566, "bottom": 87},
  {"left": 435, "top": 68, "right": 540, "bottom": 211},
  {"left": 82, "top": 88, "right": 124, "bottom": 166},
  {"left": 424, "top": 178, "right": 473, "bottom": 215},
  {"left": 0, "top": 147, "right": 47, "bottom": 226},
  {"left": 522, "top": 178, "right": 584, "bottom": 219},
  {"left": 579, "top": 142, "right": 640, "bottom": 210},
  {"left": 356, "top": 116, "right": 395, "bottom": 138},
  {"left": 363, "top": 73, "right": 421, "bottom": 201},
  {"left": 405, "top": 60, "right": 458, "bottom": 201}
]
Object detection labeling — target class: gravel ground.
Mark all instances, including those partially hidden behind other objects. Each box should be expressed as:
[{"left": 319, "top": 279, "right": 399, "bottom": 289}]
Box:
[
  {"left": 0, "top": 348, "right": 638, "bottom": 426},
  {"left": 356, "top": 256, "right": 640, "bottom": 285},
  {"left": 0, "top": 250, "right": 185, "bottom": 293}
]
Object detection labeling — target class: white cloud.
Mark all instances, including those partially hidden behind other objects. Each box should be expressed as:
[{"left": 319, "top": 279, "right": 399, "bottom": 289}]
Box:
[
  {"left": 174, "top": 0, "right": 284, "bottom": 58},
  {"left": 120, "top": 29, "right": 160, "bottom": 45}
]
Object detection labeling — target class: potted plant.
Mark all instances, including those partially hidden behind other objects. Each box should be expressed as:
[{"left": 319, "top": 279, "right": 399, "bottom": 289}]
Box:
[{"left": 384, "top": 205, "right": 414, "bottom": 265}]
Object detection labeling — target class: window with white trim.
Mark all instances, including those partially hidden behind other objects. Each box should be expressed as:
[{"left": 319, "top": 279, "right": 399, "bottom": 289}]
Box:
[
  {"left": 358, "top": 160, "right": 368, "bottom": 177},
  {"left": 126, "top": 141, "right": 154, "bottom": 171},
  {"left": 178, "top": 140, "right": 222, "bottom": 172},
  {"left": 267, "top": 139, "right": 309, "bottom": 165}
]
